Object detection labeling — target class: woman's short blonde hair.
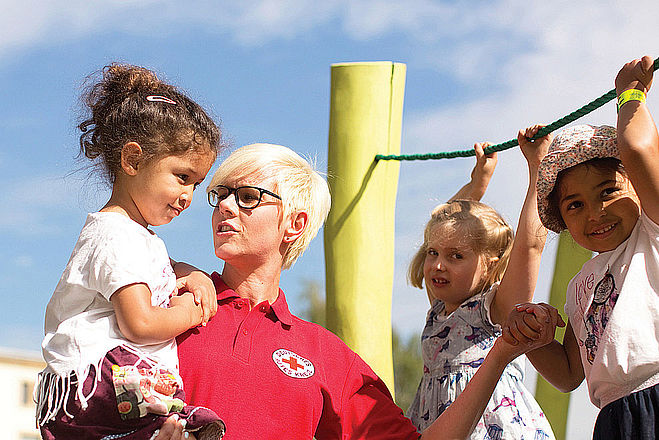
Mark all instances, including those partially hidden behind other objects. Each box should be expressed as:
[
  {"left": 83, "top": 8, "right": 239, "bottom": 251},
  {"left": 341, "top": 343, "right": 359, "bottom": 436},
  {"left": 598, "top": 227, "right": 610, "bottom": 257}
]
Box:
[
  {"left": 408, "top": 200, "right": 514, "bottom": 295},
  {"left": 207, "top": 143, "right": 331, "bottom": 269}
]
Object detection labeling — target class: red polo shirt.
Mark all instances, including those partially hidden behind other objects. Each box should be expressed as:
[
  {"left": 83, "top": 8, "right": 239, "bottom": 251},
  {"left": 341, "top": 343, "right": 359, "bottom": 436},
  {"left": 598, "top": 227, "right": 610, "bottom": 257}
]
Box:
[{"left": 177, "top": 273, "right": 420, "bottom": 440}]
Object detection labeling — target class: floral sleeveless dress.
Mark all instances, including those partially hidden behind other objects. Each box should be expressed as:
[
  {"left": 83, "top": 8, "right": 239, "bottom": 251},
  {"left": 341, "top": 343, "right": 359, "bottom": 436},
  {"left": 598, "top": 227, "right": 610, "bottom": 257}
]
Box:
[{"left": 407, "top": 285, "right": 555, "bottom": 440}]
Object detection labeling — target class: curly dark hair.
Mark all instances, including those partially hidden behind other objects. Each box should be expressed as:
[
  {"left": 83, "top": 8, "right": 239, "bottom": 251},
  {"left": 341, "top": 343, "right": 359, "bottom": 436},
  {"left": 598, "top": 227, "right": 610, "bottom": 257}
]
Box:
[{"left": 78, "top": 63, "right": 221, "bottom": 184}]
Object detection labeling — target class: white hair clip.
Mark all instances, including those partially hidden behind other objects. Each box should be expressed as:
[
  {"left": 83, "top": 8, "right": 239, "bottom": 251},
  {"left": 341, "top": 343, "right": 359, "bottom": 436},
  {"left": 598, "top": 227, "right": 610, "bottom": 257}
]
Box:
[{"left": 146, "top": 95, "right": 177, "bottom": 105}]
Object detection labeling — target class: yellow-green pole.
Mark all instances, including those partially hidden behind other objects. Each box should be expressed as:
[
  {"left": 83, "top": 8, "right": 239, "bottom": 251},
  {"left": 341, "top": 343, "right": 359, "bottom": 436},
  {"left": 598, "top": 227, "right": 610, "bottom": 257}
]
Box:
[
  {"left": 324, "top": 62, "right": 406, "bottom": 392},
  {"left": 535, "top": 231, "right": 592, "bottom": 440}
]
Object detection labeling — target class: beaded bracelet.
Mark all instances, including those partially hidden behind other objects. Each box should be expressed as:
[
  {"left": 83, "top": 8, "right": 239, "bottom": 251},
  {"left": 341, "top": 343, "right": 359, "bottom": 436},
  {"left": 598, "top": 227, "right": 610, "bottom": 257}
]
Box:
[{"left": 617, "top": 88, "right": 646, "bottom": 112}]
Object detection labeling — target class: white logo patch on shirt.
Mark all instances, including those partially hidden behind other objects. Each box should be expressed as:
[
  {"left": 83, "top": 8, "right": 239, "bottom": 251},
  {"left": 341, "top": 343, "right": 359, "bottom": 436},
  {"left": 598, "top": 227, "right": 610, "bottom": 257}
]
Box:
[{"left": 272, "top": 349, "right": 315, "bottom": 378}]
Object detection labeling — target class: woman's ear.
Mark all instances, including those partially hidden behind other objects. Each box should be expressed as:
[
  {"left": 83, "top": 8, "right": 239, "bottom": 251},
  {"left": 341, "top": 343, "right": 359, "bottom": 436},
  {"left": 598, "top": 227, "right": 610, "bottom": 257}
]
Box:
[
  {"left": 120, "top": 142, "right": 143, "bottom": 175},
  {"left": 283, "top": 211, "right": 308, "bottom": 243}
]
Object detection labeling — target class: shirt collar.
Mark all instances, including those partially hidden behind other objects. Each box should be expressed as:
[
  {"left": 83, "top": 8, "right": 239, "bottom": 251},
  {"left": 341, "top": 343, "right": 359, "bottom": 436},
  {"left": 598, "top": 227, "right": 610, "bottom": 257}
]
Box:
[{"left": 211, "top": 272, "right": 294, "bottom": 326}]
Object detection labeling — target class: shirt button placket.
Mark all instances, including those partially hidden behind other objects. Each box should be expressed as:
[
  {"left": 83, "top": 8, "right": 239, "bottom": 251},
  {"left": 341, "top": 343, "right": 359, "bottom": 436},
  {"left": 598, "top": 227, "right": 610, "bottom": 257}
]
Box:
[{"left": 232, "top": 299, "right": 251, "bottom": 362}]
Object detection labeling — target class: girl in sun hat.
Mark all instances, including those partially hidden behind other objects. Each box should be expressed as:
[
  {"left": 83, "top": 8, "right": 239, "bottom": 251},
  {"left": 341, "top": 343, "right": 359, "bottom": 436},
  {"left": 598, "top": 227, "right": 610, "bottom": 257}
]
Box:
[
  {"left": 535, "top": 123, "right": 620, "bottom": 234},
  {"left": 503, "top": 55, "right": 659, "bottom": 439}
]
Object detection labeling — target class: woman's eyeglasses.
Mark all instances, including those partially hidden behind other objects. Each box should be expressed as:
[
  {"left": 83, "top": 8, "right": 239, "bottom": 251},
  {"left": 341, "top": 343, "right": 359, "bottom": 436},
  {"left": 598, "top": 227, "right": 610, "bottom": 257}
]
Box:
[{"left": 208, "top": 185, "right": 282, "bottom": 210}]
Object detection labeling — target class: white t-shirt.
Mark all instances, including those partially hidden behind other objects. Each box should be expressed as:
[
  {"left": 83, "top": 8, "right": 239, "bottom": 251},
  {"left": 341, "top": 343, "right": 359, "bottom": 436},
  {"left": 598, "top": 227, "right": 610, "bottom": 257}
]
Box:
[
  {"left": 40, "top": 212, "right": 178, "bottom": 395},
  {"left": 565, "top": 211, "right": 659, "bottom": 408}
]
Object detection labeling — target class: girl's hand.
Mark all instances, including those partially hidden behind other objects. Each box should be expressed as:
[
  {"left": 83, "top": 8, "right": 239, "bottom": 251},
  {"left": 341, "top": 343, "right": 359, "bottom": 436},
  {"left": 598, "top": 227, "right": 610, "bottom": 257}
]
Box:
[
  {"left": 169, "top": 292, "right": 204, "bottom": 328},
  {"left": 470, "top": 141, "right": 497, "bottom": 187},
  {"left": 450, "top": 142, "right": 497, "bottom": 202},
  {"left": 616, "top": 55, "right": 654, "bottom": 95},
  {"left": 502, "top": 302, "right": 565, "bottom": 347},
  {"left": 496, "top": 304, "right": 565, "bottom": 363},
  {"left": 517, "top": 124, "right": 552, "bottom": 171},
  {"left": 176, "top": 271, "right": 217, "bottom": 326}
]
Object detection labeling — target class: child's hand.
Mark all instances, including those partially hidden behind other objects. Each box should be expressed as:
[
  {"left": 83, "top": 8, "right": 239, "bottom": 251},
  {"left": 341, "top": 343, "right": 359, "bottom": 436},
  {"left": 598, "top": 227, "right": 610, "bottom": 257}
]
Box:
[
  {"left": 470, "top": 141, "right": 497, "bottom": 187},
  {"left": 517, "top": 124, "right": 552, "bottom": 171},
  {"left": 502, "top": 302, "right": 565, "bottom": 347},
  {"left": 450, "top": 142, "right": 498, "bottom": 202},
  {"left": 169, "top": 292, "right": 204, "bottom": 328},
  {"left": 616, "top": 55, "right": 654, "bottom": 95},
  {"left": 496, "top": 303, "right": 565, "bottom": 362},
  {"left": 176, "top": 272, "right": 217, "bottom": 326}
]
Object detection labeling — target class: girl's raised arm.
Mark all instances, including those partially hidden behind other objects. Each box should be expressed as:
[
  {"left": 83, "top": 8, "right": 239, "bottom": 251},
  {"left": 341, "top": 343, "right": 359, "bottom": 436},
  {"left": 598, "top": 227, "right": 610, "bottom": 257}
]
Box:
[
  {"left": 616, "top": 55, "right": 659, "bottom": 223},
  {"left": 490, "top": 125, "right": 549, "bottom": 325}
]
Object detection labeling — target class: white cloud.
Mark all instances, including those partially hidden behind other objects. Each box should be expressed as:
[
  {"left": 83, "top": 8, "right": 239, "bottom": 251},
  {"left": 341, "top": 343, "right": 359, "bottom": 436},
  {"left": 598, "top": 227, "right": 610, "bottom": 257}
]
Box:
[
  {"left": 3, "top": 0, "right": 657, "bottom": 77},
  {"left": 0, "top": 0, "right": 340, "bottom": 58},
  {"left": 0, "top": 0, "right": 146, "bottom": 58}
]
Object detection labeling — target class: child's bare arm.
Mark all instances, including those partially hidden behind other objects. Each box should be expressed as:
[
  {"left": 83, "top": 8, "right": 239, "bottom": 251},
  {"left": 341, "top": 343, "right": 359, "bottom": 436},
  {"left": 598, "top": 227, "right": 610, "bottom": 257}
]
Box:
[
  {"left": 490, "top": 125, "right": 549, "bottom": 324},
  {"left": 503, "top": 303, "right": 584, "bottom": 392},
  {"left": 616, "top": 55, "right": 659, "bottom": 223},
  {"left": 526, "top": 322, "right": 584, "bottom": 393},
  {"left": 171, "top": 259, "right": 217, "bottom": 326},
  {"left": 449, "top": 142, "right": 497, "bottom": 202},
  {"left": 111, "top": 284, "right": 203, "bottom": 345}
]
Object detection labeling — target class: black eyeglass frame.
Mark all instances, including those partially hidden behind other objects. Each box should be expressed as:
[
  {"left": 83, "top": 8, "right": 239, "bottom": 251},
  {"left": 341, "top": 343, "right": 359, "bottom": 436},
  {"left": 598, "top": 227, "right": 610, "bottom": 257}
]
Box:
[{"left": 208, "top": 185, "right": 282, "bottom": 210}]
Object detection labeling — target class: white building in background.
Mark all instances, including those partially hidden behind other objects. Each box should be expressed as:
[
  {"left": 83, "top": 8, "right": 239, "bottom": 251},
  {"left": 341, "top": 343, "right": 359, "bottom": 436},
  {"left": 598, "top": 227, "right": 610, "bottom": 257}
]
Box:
[{"left": 2, "top": 347, "right": 43, "bottom": 440}]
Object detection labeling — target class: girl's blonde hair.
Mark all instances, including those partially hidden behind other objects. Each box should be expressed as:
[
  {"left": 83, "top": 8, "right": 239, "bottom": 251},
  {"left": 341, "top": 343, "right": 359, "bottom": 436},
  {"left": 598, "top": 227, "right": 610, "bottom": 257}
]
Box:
[
  {"left": 208, "top": 143, "right": 331, "bottom": 270},
  {"left": 408, "top": 200, "right": 514, "bottom": 295}
]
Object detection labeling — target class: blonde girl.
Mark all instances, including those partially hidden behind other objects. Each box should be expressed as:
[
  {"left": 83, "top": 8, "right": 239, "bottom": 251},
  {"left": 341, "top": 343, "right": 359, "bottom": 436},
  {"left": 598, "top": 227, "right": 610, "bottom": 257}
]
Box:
[{"left": 406, "top": 131, "right": 556, "bottom": 439}]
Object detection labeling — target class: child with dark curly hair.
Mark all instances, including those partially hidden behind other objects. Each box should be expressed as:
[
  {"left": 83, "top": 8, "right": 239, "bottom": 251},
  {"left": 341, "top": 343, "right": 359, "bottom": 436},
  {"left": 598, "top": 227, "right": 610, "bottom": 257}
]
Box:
[{"left": 35, "top": 63, "right": 226, "bottom": 439}]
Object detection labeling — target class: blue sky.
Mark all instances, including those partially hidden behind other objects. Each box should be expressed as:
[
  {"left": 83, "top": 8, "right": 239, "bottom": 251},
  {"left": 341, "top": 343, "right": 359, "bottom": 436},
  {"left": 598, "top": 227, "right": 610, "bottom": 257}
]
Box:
[{"left": 3, "top": 1, "right": 659, "bottom": 436}]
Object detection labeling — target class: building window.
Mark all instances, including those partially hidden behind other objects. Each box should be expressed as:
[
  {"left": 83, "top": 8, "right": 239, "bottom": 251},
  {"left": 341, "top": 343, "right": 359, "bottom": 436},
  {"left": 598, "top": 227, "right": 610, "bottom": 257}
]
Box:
[{"left": 20, "top": 380, "right": 34, "bottom": 407}]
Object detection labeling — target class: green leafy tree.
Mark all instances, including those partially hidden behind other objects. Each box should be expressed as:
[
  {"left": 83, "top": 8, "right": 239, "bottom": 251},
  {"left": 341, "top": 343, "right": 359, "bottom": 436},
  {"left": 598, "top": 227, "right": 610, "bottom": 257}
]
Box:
[
  {"left": 392, "top": 330, "right": 422, "bottom": 412},
  {"left": 297, "top": 280, "right": 422, "bottom": 413}
]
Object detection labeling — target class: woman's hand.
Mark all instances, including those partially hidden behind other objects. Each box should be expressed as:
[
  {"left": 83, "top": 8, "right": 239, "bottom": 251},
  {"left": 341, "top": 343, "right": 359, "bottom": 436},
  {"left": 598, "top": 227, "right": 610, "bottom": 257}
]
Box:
[{"left": 151, "top": 415, "right": 195, "bottom": 440}]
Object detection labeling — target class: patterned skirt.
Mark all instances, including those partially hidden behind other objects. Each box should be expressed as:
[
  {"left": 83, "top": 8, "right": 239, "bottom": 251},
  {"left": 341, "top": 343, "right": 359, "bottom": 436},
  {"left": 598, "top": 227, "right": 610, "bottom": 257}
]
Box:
[{"left": 38, "top": 345, "right": 225, "bottom": 440}]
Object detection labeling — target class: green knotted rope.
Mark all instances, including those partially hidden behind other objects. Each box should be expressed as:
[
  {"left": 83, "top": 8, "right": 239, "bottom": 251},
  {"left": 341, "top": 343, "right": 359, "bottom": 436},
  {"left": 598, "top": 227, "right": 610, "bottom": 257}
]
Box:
[{"left": 376, "top": 57, "right": 659, "bottom": 161}]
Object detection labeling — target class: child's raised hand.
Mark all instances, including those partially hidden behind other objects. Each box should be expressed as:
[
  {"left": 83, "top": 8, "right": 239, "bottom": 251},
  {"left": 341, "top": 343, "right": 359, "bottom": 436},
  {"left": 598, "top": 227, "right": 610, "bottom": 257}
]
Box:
[
  {"left": 616, "top": 55, "right": 654, "bottom": 95},
  {"left": 176, "top": 271, "right": 217, "bottom": 326},
  {"left": 502, "top": 302, "right": 565, "bottom": 347},
  {"left": 450, "top": 142, "right": 498, "bottom": 202},
  {"left": 517, "top": 124, "right": 552, "bottom": 171},
  {"left": 471, "top": 141, "right": 497, "bottom": 184}
]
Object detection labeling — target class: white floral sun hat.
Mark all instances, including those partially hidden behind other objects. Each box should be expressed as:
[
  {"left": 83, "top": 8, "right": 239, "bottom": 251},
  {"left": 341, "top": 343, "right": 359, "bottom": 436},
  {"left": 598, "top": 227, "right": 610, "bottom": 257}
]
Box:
[{"left": 536, "top": 124, "right": 619, "bottom": 233}]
